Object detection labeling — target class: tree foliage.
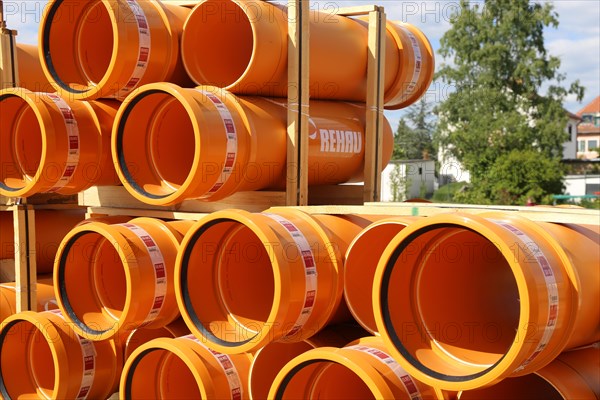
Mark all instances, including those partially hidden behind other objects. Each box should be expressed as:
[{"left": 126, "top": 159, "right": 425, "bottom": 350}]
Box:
[
  {"left": 436, "top": 0, "right": 584, "bottom": 204},
  {"left": 393, "top": 97, "right": 436, "bottom": 160}
]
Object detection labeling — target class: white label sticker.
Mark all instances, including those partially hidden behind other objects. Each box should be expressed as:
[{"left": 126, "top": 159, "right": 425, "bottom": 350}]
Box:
[
  {"left": 184, "top": 335, "right": 243, "bottom": 400},
  {"left": 490, "top": 220, "right": 559, "bottom": 372},
  {"left": 264, "top": 214, "right": 318, "bottom": 339},
  {"left": 47, "top": 309, "right": 96, "bottom": 399},
  {"left": 196, "top": 90, "right": 239, "bottom": 198},
  {"left": 347, "top": 345, "right": 422, "bottom": 400},
  {"left": 113, "top": 0, "right": 151, "bottom": 99},
  {"left": 399, "top": 26, "right": 423, "bottom": 97},
  {"left": 118, "top": 223, "right": 167, "bottom": 325},
  {"left": 42, "top": 93, "right": 80, "bottom": 192}
]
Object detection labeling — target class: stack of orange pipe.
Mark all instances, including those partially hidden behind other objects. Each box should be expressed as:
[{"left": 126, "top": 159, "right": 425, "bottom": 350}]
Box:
[
  {"left": 5, "top": 0, "right": 597, "bottom": 396},
  {"left": 3, "top": 0, "right": 434, "bottom": 203},
  {"left": 2, "top": 211, "right": 598, "bottom": 397}
]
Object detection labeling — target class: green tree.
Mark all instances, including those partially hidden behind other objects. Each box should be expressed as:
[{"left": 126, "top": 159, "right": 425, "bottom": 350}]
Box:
[
  {"left": 436, "top": 0, "right": 584, "bottom": 205},
  {"left": 393, "top": 97, "right": 436, "bottom": 160}
]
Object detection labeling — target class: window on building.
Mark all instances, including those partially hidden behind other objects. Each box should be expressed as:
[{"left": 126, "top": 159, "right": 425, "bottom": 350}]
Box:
[
  {"left": 586, "top": 184, "right": 600, "bottom": 196},
  {"left": 582, "top": 114, "right": 593, "bottom": 124},
  {"left": 588, "top": 140, "right": 598, "bottom": 151},
  {"left": 595, "top": 116, "right": 600, "bottom": 127},
  {"left": 578, "top": 140, "right": 586, "bottom": 152},
  {"left": 568, "top": 125, "right": 573, "bottom": 135}
]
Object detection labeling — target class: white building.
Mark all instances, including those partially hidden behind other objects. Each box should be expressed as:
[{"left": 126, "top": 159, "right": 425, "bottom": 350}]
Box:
[
  {"left": 381, "top": 160, "right": 436, "bottom": 202},
  {"left": 564, "top": 175, "right": 600, "bottom": 198},
  {"left": 438, "top": 110, "right": 581, "bottom": 185}
]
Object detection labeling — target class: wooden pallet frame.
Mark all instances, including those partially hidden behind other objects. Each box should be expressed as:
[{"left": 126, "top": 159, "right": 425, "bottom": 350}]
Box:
[
  {"left": 0, "top": 204, "right": 36, "bottom": 312},
  {"left": 1, "top": 199, "right": 84, "bottom": 311},
  {"left": 83, "top": 199, "right": 600, "bottom": 226}
]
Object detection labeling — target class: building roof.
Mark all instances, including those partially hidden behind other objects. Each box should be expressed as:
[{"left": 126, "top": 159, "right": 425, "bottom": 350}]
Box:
[
  {"left": 577, "top": 95, "right": 600, "bottom": 116},
  {"left": 577, "top": 96, "right": 600, "bottom": 134}
]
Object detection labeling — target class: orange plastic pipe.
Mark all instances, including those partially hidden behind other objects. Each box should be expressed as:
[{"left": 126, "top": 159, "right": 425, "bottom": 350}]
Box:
[
  {"left": 123, "top": 318, "right": 190, "bottom": 361},
  {"left": 0, "top": 209, "right": 85, "bottom": 274},
  {"left": 16, "top": 43, "right": 52, "bottom": 92},
  {"left": 112, "top": 84, "right": 393, "bottom": 205},
  {"left": 39, "top": 0, "right": 192, "bottom": 100},
  {"left": 373, "top": 212, "right": 600, "bottom": 391},
  {"left": 0, "top": 276, "right": 57, "bottom": 322},
  {"left": 269, "top": 336, "right": 447, "bottom": 399},
  {"left": 0, "top": 89, "right": 120, "bottom": 197},
  {"left": 181, "top": 0, "right": 434, "bottom": 109},
  {"left": 53, "top": 217, "right": 194, "bottom": 341},
  {"left": 344, "top": 217, "right": 417, "bottom": 334},
  {"left": 175, "top": 209, "right": 381, "bottom": 354},
  {"left": 249, "top": 323, "right": 369, "bottom": 400},
  {"left": 120, "top": 335, "right": 253, "bottom": 399},
  {"left": 0, "top": 310, "right": 122, "bottom": 399},
  {"left": 459, "top": 345, "right": 600, "bottom": 399}
]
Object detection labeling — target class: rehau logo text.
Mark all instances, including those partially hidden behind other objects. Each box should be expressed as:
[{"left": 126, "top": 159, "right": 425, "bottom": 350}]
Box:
[{"left": 318, "top": 129, "right": 362, "bottom": 154}]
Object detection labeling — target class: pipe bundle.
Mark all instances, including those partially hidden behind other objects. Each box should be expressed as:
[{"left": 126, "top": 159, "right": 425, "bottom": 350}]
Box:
[
  {"left": 2, "top": 0, "right": 433, "bottom": 202},
  {"left": 2, "top": 211, "right": 597, "bottom": 398},
  {"left": 1, "top": 0, "right": 597, "bottom": 398}
]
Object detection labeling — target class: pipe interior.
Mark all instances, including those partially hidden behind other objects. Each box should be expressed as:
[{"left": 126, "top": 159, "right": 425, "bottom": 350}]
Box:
[
  {"left": 344, "top": 223, "right": 407, "bottom": 332},
  {"left": 0, "top": 321, "right": 55, "bottom": 398},
  {"left": 120, "top": 92, "right": 195, "bottom": 197},
  {"left": 29, "top": 329, "right": 55, "bottom": 399},
  {"left": 385, "top": 226, "right": 520, "bottom": 374},
  {"left": 128, "top": 349, "right": 202, "bottom": 399},
  {"left": 185, "top": 0, "right": 253, "bottom": 86},
  {"left": 76, "top": 2, "right": 114, "bottom": 84},
  {"left": 46, "top": 1, "right": 114, "bottom": 87},
  {"left": 62, "top": 232, "right": 127, "bottom": 333},
  {"left": 459, "top": 373, "right": 564, "bottom": 400},
  {"left": 184, "top": 220, "right": 275, "bottom": 343},
  {"left": 277, "top": 361, "right": 374, "bottom": 399},
  {"left": 0, "top": 96, "right": 42, "bottom": 189},
  {"left": 0, "top": 211, "right": 15, "bottom": 260}
]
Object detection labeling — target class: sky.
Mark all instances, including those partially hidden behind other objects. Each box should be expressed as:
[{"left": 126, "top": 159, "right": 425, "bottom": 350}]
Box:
[{"left": 3, "top": 0, "right": 599, "bottom": 130}]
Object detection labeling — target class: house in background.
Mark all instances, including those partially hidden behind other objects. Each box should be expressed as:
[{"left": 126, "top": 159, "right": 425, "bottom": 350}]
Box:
[
  {"left": 437, "top": 109, "right": 580, "bottom": 185},
  {"left": 563, "top": 111, "right": 582, "bottom": 160},
  {"left": 577, "top": 95, "right": 600, "bottom": 160},
  {"left": 381, "top": 160, "right": 436, "bottom": 201}
]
